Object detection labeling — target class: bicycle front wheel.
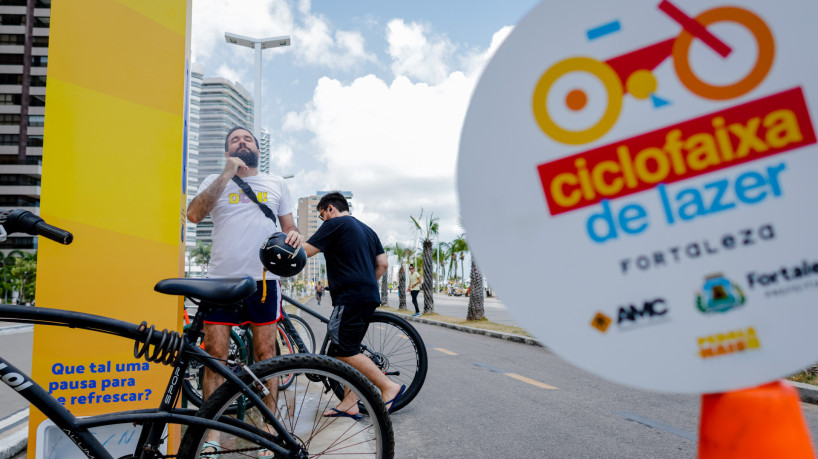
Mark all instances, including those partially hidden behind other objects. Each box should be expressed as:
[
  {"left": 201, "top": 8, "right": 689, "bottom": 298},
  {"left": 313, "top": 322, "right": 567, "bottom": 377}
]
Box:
[
  {"left": 178, "top": 354, "right": 395, "bottom": 458},
  {"left": 361, "top": 311, "right": 428, "bottom": 413}
]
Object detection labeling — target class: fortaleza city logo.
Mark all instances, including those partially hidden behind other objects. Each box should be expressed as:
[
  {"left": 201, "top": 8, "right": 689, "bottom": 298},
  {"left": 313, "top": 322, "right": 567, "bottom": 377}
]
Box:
[
  {"left": 591, "top": 297, "right": 668, "bottom": 333},
  {"left": 696, "top": 273, "right": 745, "bottom": 314},
  {"left": 698, "top": 326, "right": 760, "bottom": 359},
  {"left": 531, "top": 1, "right": 817, "bottom": 243}
]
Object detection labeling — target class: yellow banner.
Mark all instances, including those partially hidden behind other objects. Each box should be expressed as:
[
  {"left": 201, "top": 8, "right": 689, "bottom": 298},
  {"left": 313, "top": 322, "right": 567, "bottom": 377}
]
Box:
[{"left": 29, "top": 0, "right": 191, "bottom": 454}]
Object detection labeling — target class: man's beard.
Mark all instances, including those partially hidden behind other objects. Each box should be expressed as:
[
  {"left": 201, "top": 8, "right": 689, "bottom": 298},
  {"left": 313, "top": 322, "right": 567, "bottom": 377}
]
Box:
[{"left": 230, "top": 150, "right": 259, "bottom": 168}]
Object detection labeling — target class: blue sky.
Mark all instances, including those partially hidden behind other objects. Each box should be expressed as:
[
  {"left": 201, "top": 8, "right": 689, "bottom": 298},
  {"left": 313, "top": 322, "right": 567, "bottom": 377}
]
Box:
[{"left": 191, "top": 0, "right": 540, "bottom": 247}]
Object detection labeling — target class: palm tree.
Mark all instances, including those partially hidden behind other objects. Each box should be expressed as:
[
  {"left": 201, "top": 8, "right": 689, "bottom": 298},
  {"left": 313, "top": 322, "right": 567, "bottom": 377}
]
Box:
[
  {"left": 433, "top": 243, "right": 449, "bottom": 292},
  {"left": 392, "top": 243, "right": 409, "bottom": 309},
  {"left": 449, "top": 235, "right": 468, "bottom": 288},
  {"left": 410, "top": 210, "right": 439, "bottom": 314},
  {"left": 466, "top": 252, "right": 486, "bottom": 321},
  {"left": 191, "top": 241, "right": 211, "bottom": 274},
  {"left": 456, "top": 217, "right": 486, "bottom": 321},
  {"left": 380, "top": 246, "right": 391, "bottom": 306}
]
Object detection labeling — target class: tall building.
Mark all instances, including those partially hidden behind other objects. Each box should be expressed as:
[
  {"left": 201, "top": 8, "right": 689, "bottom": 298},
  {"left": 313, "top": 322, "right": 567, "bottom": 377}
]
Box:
[
  {"left": 259, "top": 127, "right": 270, "bottom": 175},
  {"left": 0, "top": 0, "right": 51, "bottom": 253},
  {"left": 184, "top": 63, "right": 203, "bottom": 256},
  {"left": 194, "top": 76, "right": 253, "bottom": 245},
  {"left": 296, "top": 191, "right": 353, "bottom": 283}
]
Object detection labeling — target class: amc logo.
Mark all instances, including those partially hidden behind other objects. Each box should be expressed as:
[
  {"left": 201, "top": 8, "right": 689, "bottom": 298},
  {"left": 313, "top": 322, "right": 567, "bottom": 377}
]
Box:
[{"left": 591, "top": 298, "right": 668, "bottom": 333}]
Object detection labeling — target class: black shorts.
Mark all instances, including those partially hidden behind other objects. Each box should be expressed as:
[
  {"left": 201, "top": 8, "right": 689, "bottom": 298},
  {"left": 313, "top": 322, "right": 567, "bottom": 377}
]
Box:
[
  {"left": 327, "top": 303, "right": 378, "bottom": 357},
  {"left": 203, "top": 280, "right": 282, "bottom": 326}
]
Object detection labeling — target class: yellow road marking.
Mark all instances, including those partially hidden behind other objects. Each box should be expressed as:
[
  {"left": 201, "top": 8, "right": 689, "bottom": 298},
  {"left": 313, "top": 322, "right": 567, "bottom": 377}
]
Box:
[
  {"left": 399, "top": 334, "right": 409, "bottom": 340},
  {"left": 505, "top": 373, "right": 558, "bottom": 390},
  {"left": 434, "top": 348, "right": 459, "bottom": 356}
]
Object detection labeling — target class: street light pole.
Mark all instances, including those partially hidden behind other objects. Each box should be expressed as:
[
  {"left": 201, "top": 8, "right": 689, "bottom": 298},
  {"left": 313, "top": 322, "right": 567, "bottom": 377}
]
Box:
[{"left": 224, "top": 32, "right": 291, "bottom": 138}]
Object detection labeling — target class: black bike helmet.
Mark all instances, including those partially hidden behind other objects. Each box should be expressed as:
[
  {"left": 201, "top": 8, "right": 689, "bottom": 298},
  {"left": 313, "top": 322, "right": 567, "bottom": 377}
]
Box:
[{"left": 259, "top": 232, "right": 307, "bottom": 277}]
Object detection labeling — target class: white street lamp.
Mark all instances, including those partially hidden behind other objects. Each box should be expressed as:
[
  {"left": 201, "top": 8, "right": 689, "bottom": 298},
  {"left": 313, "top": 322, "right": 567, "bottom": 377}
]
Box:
[{"left": 224, "top": 32, "right": 291, "bottom": 138}]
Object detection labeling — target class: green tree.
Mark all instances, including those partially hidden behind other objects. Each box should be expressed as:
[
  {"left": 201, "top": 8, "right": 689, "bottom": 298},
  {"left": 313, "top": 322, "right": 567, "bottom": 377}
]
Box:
[
  {"left": 449, "top": 235, "right": 468, "bottom": 286},
  {"left": 411, "top": 210, "right": 439, "bottom": 314},
  {"left": 433, "top": 243, "right": 449, "bottom": 292},
  {"left": 191, "top": 241, "right": 211, "bottom": 274},
  {"left": 7, "top": 251, "right": 36, "bottom": 303}
]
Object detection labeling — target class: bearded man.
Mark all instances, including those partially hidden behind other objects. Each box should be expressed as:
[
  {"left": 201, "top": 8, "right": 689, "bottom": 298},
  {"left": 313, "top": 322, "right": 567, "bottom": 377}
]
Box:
[{"left": 187, "top": 126, "right": 302, "bottom": 455}]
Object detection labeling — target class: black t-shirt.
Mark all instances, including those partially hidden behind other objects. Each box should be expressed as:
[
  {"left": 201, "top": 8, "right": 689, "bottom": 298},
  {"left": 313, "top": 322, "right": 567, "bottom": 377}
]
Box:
[{"left": 307, "top": 215, "right": 384, "bottom": 305}]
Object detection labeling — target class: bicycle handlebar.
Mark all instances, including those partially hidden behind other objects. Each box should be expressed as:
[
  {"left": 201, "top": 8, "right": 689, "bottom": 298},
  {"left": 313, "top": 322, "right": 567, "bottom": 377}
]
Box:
[{"left": 0, "top": 209, "right": 73, "bottom": 245}]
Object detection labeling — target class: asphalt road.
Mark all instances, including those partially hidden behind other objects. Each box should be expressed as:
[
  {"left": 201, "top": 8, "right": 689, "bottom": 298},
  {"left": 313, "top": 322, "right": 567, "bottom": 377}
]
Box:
[{"left": 5, "top": 303, "right": 818, "bottom": 457}]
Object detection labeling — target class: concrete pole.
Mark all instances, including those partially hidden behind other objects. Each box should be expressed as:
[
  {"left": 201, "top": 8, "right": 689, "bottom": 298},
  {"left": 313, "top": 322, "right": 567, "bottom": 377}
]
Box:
[{"left": 253, "top": 42, "right": 262, "bottom": 138}]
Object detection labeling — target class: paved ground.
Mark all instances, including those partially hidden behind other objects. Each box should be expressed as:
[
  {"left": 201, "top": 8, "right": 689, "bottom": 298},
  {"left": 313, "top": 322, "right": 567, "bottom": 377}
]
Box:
[{"left": 383, "top": 291, "right": 521, "bottom": 326}]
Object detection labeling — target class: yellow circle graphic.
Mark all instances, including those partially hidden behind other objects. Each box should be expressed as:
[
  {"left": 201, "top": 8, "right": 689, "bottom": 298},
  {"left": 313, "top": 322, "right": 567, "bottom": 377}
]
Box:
[{"left": 532, "top": 57, "right": 623, "bottom": 145}]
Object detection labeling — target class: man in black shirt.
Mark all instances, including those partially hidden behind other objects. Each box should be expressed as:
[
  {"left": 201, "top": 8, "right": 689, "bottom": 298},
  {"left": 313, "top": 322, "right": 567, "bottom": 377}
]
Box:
[{"left": 302, "top": 192, "right": 405, "bottom": 417}]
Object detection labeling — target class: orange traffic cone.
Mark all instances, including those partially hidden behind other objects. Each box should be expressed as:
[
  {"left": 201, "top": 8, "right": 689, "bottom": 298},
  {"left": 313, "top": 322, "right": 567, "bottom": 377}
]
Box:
[{"left": 699, "top": 380, "right": 814, "bottom": 458}]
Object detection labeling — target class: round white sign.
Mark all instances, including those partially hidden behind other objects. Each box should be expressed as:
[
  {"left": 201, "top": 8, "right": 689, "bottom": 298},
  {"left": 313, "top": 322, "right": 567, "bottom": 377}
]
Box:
[{"left": 458, "top": 0, "right": 818, "bottom": 393}]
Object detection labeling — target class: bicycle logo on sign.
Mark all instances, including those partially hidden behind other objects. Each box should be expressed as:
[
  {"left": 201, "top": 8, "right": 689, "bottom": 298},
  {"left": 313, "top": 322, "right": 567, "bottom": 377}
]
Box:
[{"left": 532, "top": 0, "right": 775, "bottom": 145}]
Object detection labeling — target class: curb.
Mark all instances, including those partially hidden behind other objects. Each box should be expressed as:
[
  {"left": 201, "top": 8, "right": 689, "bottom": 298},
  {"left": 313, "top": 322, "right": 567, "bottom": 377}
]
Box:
[
  {"left": 400, "top": 313, "right": 543, "bottom": 347},
  {"left": 787, "top": 380, "right": 818, "bottom": 405},
  {"left": 0, "top": 408, "right": 28, "bottom": 459}
]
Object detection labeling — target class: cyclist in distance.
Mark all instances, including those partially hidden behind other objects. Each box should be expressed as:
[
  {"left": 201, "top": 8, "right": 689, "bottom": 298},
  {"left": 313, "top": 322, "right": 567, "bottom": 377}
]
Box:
[
  {"left": 302, "top": 191, "right": 406, "bottom": 417},
  {"left": 187, "top": 126, "right": 303, "bottom": 453}
]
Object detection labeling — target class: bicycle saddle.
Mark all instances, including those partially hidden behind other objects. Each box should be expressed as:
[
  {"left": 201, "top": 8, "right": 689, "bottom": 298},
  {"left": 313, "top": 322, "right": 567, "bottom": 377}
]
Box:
[{"left": 154, "top": 276, "right": 257, "bottom": 305}]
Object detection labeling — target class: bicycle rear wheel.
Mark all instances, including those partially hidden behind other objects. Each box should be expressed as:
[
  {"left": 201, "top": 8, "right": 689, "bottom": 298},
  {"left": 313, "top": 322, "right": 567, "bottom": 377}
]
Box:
[
  {"left": 285, "top": 313, "right": 316, "bottom": 353},
  {"left": 348, "top": 311, "right": 427, "bottom": 413},
  {"left": 178, "top": 354, "right": 394, "bottom": 458}
]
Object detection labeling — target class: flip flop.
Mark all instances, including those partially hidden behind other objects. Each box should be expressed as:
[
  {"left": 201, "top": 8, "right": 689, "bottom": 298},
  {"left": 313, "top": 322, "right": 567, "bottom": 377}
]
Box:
[
  {"left": 323, "top": 408, "right": 363, "bottom": 420},
  {"left": 384, "top": 385, "right": 406, "bottom": 413},
  {"left": 201, "top": 440, "right": 221, "bottom": 458}
]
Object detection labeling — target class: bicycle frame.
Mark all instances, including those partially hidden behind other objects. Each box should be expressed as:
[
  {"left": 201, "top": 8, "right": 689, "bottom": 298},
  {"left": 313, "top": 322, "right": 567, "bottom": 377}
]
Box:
[
  {"left": 281, "top": 294, "right": 330, "bottom": 353},
  {"left": 0, "top": 303, "right": 301, "bottom": 459}
]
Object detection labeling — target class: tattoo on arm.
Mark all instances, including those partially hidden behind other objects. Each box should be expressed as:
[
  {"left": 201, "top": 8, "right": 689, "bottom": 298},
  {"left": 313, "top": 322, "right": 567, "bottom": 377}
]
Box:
[{"left": 187, "top": 175, "right": 230, "bottom": 223}]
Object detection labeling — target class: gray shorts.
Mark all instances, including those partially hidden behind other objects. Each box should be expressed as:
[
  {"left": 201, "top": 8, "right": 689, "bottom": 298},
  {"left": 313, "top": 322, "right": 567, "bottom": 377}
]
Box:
[{"left": 327, "top": 303, "right": 378, "bottom": 357}]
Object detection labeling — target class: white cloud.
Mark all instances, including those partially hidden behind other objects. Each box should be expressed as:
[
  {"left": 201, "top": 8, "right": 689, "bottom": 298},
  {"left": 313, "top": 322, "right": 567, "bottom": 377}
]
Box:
[
  {"left": 192, "top": 0, "right": 375, "bottom": 72},
  {"left": 215, "top": 64, "right": 243, "bottom": 84},
  {"left": 281, "top": 23, "right": 514, "bottom": 246},
  {"left": 386, "top": 19, "right": 456, "bottom": 84},
  {"left": 292, "top": 14, "right": 376, "bottom": 69},
  {"left": 191, "top": 0, "right": 294, "bottom": 64}
]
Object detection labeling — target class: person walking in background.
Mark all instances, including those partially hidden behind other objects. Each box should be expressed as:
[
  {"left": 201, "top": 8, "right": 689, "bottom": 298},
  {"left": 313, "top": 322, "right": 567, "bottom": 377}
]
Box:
[
  {"left": 301, "top": 191, "right": 405, "bottom": 417},
  {"left": 408, "top": 264, "right": 422, "bottom": 316},
  {"left": 315, "top": 281, "right": 324, "bottom": 305}
]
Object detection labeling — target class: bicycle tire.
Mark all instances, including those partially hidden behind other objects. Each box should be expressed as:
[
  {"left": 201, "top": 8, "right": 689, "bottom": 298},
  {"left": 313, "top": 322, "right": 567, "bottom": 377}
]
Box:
[
  {"left": 182, "top": 325, "right": 248, "bottom": 409},
  {"left": 275, "top": 326, "right": 296, "bottom": 390},
  {"left": 178, "top": 354, "right": 395, "bottom": 458},
  {"left": 285, "top": 313, "right": 316, "bottom": 353},
  {"left": 333, "top": 311, "right": 427, "bottom": 413}
]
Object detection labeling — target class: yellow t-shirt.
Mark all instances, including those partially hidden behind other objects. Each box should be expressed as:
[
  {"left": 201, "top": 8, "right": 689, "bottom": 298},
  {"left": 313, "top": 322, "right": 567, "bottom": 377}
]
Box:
[{"left": 409, "top": 271, "right": 422, "bottom": 291}]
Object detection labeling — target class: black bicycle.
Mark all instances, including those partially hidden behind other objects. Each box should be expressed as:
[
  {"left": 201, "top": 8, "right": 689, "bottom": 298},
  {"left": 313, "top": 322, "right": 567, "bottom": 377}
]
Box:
[
  {"left": 180, "top": 311, "right": 315, "bottom": 410},
  {"left": 180, "top": 292, "right": 427, "bottom": 415},
  {"left": 277, "top": 295, "right": 428, "bottom": 413},
  {"left": 0, "top": 210, "right": 394, "bottom": 458}
]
